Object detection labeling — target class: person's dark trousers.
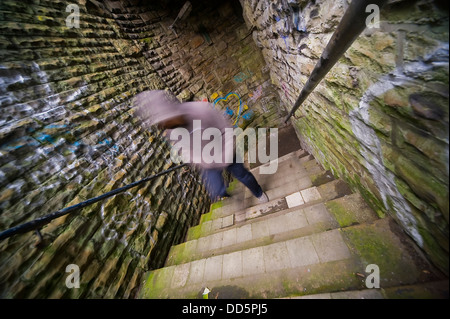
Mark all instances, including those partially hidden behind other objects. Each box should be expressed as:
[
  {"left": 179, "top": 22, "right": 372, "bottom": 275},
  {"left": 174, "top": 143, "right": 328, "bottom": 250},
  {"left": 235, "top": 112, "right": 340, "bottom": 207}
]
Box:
[{"left": 201, "top": 162, "right": 263, "bottom": 201}]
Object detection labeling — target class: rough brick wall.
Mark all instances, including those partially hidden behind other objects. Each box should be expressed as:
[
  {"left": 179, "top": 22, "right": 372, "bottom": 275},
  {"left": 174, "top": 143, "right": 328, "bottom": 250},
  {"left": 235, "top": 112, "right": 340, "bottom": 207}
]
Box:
[
  {"left": 240, "top": 0, "right": 449, "bottom": 274},
  {"left": 0, "top": 0, "right": 210, "bottom": 298},
  {"left": 110, "top": 0, "right": 286, "bottom": 129}
]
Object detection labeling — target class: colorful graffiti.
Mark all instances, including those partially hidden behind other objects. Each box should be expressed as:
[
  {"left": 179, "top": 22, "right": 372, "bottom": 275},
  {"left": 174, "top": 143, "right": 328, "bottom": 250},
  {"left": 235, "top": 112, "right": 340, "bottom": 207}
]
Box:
[
  {"left": 281, "top": 82, "right": 290, "bottom": 101},
  {"left": 275, "top": 17, "right": 289, "bottom": 50},
  {"left": 233, "top": 69, "right": 253, "bottom": 83},
  {"left": 213, "top": 92, "right": 246, "bottom": 126}
]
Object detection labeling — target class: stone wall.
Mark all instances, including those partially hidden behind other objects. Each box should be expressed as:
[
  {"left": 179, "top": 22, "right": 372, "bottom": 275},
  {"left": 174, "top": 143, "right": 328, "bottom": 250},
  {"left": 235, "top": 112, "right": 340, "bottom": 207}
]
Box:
[
  {"left": 0, "top": 0, "right": 210, "bottom": 298},
  {"left": 240, "top": 0, "right": 449, "bottom": 274},
  {"left": 1, "top": 0, "right": 447, "bottom": 299},
  {"left": 111, "top": 0, "right": 286, "bottom": 130}
]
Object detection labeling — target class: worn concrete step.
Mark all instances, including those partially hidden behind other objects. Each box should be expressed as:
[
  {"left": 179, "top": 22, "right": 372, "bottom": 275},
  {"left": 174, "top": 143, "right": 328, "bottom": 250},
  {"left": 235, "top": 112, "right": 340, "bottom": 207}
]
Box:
[
  {"left": 213, "top": 157, "right": 320, "bottom": 215},
  {"left": 224, "top": 149, "right": 308, "bottom": 196},
  {"left": 187, "top": 179, "right": 353, "bottom": 241},
  {"left": 249, "top": 148, "right": 308, "bottom": 174},
  {"left": 169, "top": 192, "right": 378, "bottom": 266},
  {"left": 187, "top": 186, "right": 320, "bottom": 241},
  {"left": 209, "top": 173, "right": 314, "bottom": 220},
  {"left": 208, "top": 164, "right": 345, "bottom": 221},
  {"left": 283, "top": 280, "right": 449, "bottom": 299},
  {"left": 139, "top": 218, "right": 445, "bottom": 299},
  {"left": 380, "top": 280, "right": 449, "bottom": 299},
  {"left": 201, "top": 175, "right": 314, "bottom": 224},
  {"left": 211, "top": 150, "right": 318, "bottom": 212},
  {"left": 250, "top": 153, "right": 313, "bottom": 180},
  {"left": 140, "top": 228, "right": 355, "bottom": 299},
  {"left": 283, "top": 288, "right": 386, "bottom": 299},
  {"left": 167, "top": 203, "right": 340, "bottom": 266}
]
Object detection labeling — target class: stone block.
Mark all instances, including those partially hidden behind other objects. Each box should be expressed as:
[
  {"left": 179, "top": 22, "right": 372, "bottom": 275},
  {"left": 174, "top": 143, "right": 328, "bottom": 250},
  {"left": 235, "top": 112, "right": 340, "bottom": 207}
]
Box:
[
  {"left": 242, "top": 247, "right": 265, "bottom": 276},
  {"left": 311, "top": 230, "right": 351, "bottom": 263},
  {"left": 285, "top": 192, "right": 305, "bottom": 208},
  {"left": 263, "top": 242, "right": 291, "bottom": 272},
  {"left": 222, "top": 251, "right": 243, "bottom": 279},
  {"left": 285, "top": 236, "right": 320, "bottom": 268},
  {"left": 204, "top": 255, "right": 223, "bottom": 282}
]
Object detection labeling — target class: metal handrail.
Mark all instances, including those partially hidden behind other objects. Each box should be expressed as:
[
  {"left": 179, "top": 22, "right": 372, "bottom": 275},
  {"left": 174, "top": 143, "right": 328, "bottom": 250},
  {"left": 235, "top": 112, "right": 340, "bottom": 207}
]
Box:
[
  {"left": 0, "top": 163, "right": 188, "bottom": 241},
  {"left": 285, "top": 0, "right": 388, "bottom": 123}
]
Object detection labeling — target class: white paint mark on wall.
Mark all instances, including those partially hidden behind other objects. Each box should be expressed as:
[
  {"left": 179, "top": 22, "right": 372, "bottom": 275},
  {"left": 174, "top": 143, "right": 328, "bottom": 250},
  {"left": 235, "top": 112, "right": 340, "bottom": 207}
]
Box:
[{"left": 349, "top": 68, "right": 424, "bottom": 247}]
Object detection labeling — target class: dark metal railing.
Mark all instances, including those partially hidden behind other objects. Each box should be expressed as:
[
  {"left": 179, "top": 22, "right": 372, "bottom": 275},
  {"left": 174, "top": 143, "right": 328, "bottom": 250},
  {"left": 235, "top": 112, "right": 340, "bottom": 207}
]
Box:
[
  {"left": 285, "top": 0, "right": 388, "bottom": 123},
  {"left": 0, "top": 163, "right": 188, "bottom": 241}
]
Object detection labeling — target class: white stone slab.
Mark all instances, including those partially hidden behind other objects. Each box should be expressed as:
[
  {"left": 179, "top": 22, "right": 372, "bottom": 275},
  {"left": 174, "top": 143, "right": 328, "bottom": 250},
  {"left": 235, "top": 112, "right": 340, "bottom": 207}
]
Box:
[
  {"left": 285, "top": 192, "right": 305, "bottom": 208},
  {"left": 301, "top": 187, "right": 322, "bottom": 203}
]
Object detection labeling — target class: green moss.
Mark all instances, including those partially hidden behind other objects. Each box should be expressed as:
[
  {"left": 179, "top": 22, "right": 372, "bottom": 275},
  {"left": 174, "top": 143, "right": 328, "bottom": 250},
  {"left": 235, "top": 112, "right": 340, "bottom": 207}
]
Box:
[
  {"left": 187, "top": 225, "right": 202, "bottom": 240},
  {"left": 226, "top": 179, "right": 239, "bottom": 194},
  {"left": 171, "top": 244, "right": 186, "bottom": 265},
  {"left": 199, "top": 211, "right": 213, "bottom": 224},
  {"left": 342, "top": 223, "right": 420, "bottom": 285},
  {"left": 417, "top": 226, "right": 449, "bottom": 276},
  {"left": 140, "top": 37, "right": 153, "bottom": 44},
  {"left": 325, "top": 201, "right": 358, "bottom": 228},
  {"left": 140, "top": 268, "right": 172, "bottom": 299},
  {"left": 345, "top": 227, "right": 397, "bottom": 269}
]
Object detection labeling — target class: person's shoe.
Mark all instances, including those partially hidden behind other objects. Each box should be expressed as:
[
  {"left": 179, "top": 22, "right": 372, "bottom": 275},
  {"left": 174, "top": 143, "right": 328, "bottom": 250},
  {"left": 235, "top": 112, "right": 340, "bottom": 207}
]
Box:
[
  {"left": 219, "top": 192, "right": 231, "bottom": 201},
  {"left": 257, "top": 192, "right": 269, "bottom": 203}
]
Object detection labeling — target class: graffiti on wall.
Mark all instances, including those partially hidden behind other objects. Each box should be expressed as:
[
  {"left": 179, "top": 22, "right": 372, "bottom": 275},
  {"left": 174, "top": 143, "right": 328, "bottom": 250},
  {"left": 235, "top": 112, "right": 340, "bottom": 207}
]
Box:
[
  {"left": 249, "top": 85, "right": 263, "bottom": 103},
  {"left": 233, "top": 69, "right": 253, "bottom": 83},
  {"left": 213, "top": 92, "right": 246, "bottom": 126}
]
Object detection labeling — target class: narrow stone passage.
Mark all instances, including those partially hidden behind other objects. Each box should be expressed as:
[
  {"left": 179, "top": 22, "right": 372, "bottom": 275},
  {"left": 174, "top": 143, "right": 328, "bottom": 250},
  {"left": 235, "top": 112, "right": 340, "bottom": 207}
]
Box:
[
  {"left": 0, "top": 0, "right": 448, "bottom": 299},
  {"left": 139, "top": 129, "right": 447, "bottom": 299}
]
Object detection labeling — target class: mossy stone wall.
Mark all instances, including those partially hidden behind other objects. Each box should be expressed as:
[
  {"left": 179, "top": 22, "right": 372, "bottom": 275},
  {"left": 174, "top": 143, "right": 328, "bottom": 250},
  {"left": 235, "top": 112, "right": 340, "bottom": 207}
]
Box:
[
  {"left": 0, "top": 0, "right": 210, "bottom": 298},
  {"left": 240, "top": 0, "right": 449, "bottom": 274}
]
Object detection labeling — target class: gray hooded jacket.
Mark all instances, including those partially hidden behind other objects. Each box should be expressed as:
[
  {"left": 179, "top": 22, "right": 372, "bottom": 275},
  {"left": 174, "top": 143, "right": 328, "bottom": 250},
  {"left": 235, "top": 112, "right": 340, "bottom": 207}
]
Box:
[{"left": 133, "top": 90, "right": 234, "bottom": 170}]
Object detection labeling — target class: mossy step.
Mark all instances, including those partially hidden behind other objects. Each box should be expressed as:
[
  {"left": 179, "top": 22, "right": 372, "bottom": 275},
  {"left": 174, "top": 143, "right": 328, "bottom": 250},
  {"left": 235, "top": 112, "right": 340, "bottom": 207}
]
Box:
[
  {"left": 325, "top": 192, "right": 379, "bottom": 228},
  {"left": 139, "top": 229, "right": 357, "bottom": 299},
  {"left": 139, "top": 217, "right": 442, "bottom": 299},
  {"left": 252, "top": 158, "right": 318, "bottom": 184},
  {"left": 340, "top": 218, "right": 444, "bottom": 289},
  {"left": 209, "top": 167, "right": 336, "bottom": 222},
  {"left": 381, "top": 280, "right": 449, "bottom": 299},
  {"left": 243, "top": 175, "right": 313, "bottom": 203},
  {"left": 285, "top": 281, "right": 448, "bottom": 299},
  {"left": 211, "top": 172, "right": 315, "bottom": 221},
  {"left": 140, "top": 259, "right": 362, "bottom": 299},
  {"left": 188, "top": 179, "right": 353, "bottom": 241},
  {"left": 167, "top": 203, "right": 339, "bottom": 266},
  {"left": 214, "top": 149, "right": 309, "bottom": 211}
]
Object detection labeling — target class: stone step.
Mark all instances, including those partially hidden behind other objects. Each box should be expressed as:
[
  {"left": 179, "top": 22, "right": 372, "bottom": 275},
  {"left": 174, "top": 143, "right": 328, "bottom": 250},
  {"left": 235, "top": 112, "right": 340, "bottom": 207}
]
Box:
[
  {"left": 186, "top": 179, "right": 353, "bottom": 241},
  {"left": 283, "top": 280, "right": 449, "bottom": 299},
  {"left": 140, "top": 228, "right": 355, "bottom": 299},
  {"left": 167, "top": 202, "right": 339, "bottom": 266},
  {"left": 209, "top": 173, "right": 313, "bottom": 220},
  {"left": 211, "top": 155, "right": 319, "bottom": 214},
  {"left": 167, "top": 192, "right": 378, "bottom": 267},
  {"left": 249, "top": 148, "right": 308, "bottom": 174},
  {"left": 250, "top": 153, "right": 313, "bottom": 180},
  {"left": 139, "top": 217, "right": 445, "bottom": 299},
  {"left": 206, "top": 159, "right": 338, "bottom": 221}
]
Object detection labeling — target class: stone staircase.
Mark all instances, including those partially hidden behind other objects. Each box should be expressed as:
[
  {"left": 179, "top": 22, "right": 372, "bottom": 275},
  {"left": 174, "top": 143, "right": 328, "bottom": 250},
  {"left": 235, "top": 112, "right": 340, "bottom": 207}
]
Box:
[{"left": 138, "top": 148, "right": 448, "bottom": 299}]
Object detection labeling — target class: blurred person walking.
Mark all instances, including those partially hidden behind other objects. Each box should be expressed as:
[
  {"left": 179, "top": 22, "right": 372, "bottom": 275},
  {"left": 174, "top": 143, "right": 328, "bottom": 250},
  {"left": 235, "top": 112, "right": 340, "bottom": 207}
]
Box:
[{"left": 133, "top": 90, "right": 269, "bottom": 203}]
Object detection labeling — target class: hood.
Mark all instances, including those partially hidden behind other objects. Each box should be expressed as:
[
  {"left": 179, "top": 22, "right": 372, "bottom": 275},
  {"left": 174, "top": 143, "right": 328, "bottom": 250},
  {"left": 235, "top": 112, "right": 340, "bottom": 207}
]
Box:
[{"left": 132, "top": 90, "right": 188, "bottom": 127}]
